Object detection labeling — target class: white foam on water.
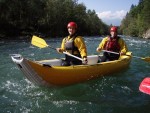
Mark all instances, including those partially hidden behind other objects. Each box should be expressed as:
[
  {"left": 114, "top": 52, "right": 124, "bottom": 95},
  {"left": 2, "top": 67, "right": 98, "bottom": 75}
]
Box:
[{"left": 52, "top": 100, "right": 79, "bottom": 107}]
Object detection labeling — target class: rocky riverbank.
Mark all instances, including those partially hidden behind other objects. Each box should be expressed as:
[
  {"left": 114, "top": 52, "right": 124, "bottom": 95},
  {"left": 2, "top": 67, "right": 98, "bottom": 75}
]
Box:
[{"left": 143, "top": 29, "right": 150, "bottom": 39}]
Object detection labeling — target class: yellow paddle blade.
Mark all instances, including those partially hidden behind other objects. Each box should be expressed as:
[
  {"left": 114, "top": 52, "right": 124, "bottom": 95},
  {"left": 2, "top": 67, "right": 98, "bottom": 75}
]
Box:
[
  {"left": 31, "top": 35, "right": 49, "bottom": 48},
  {"left": 142, "top": 57, "right": 150, "bottom": 62}
]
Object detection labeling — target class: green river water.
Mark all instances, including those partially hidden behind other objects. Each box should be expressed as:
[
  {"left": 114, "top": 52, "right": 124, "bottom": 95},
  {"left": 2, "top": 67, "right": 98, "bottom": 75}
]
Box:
[{"left": 0, "top": 36, "right": 150, "bottom": 113}]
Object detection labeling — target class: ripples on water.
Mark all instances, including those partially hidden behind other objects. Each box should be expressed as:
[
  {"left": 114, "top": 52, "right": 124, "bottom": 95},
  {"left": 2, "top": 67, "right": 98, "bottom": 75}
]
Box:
[{"left": 0, "top": 36, "right": 150, "bottom": 113}]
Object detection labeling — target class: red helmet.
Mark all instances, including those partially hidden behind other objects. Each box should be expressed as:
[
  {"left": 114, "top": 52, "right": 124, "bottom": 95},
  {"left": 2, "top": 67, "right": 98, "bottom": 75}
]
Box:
[
  {"left": 110, "top": 26, "right": 118, "bottom": 32},
  {"left": 67, "top": 22, "right": 77, "bottom": 29}
]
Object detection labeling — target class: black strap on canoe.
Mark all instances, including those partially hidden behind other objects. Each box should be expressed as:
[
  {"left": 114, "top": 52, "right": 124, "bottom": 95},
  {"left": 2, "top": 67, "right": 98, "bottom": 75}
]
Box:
[{"left": 42, "top": 64, "right": 51, "bottom": 67}]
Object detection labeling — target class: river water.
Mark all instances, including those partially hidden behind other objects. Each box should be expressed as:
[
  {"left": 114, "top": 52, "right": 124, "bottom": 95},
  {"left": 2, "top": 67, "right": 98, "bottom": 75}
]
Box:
[{"left": 0, "top": 36, "right": 150, "bottom": 113}]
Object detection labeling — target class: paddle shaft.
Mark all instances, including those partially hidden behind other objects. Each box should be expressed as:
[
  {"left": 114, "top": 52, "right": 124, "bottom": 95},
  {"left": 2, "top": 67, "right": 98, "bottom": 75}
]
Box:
[
  {"left": 48, "top": 46, "right": 83, "bottom": 61},
  {"left": 102, "top": 50, "right": 119, "bottom": 55},
  {"left": 63, "top": 51, "right": 83, "bottom": 61},
  {"left": 102, "top": 50, "right": 145, "bottom": 59},
  {"left": 47, "top": 45, "right": 56, "bottom": 50}
]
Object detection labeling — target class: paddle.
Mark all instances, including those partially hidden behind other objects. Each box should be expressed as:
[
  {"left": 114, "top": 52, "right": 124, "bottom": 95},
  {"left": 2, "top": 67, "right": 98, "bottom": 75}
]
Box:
[
  {"left": 31, "top": 35, "right": 83, "bottom": 61},
  {"left": 102, "top": 50, "right": 150, "bottom": 62},
  {"left": 139, "top": 77, "right": 150, "bottom": 95}
]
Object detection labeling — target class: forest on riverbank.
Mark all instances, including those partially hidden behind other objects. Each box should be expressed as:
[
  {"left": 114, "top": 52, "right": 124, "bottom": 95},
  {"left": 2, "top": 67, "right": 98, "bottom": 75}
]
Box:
[
  {"left": 120, "top": 0, "right": 150, "bottom": 38},
  {"left": 0, "top": 0, "right": 109, "bottom": 39},
  {"left": 0, "top": 0, "right": 149, "bottom": 39}
]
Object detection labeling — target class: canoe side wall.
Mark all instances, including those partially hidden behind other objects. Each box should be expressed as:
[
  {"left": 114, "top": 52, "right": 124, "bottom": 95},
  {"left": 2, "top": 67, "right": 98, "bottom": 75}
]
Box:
[
  {"left": 11, "top": 54, "right": 131, "bottom": 86},
  {"left": 27, "top": 55, "right": 131, "bottom": 86}
]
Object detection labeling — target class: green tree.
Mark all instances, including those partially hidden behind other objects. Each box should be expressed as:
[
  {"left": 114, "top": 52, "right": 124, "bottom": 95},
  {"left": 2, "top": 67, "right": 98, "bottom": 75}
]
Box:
[
  {"left": 120, "top": 0, "right": 150, "bottom": 37},
  {"left": 0, "top": 0, "right": 108, "bottom": 38}
]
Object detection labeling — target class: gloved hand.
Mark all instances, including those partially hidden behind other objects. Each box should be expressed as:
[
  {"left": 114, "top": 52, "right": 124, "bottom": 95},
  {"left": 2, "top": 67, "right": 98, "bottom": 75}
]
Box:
[
  {"left": 96, "top": 47, "right": 101, "bottom": 52},
  {"left": 82, "top": 57, "right": 88, "bottom": 64},
  {"left": 120, "top": 52, "right": 125, "bottom": 55},
  {"left": 56, "top": 48, "right": 63, "bottom": 53}
]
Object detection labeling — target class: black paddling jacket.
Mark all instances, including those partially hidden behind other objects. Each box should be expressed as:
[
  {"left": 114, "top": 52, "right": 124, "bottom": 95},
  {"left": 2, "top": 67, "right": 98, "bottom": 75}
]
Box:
[{"left": 60, "top": 35, "right": 87, "bottom": 58}]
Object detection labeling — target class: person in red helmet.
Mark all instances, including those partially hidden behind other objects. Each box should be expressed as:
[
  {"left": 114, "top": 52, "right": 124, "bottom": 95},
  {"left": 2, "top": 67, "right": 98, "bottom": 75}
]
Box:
[
  {"left": 96, "top": 26, "right": 128, "bottom": 62},
  {"left": 56, "top": 22, "right": 87, "bottom": 66}
]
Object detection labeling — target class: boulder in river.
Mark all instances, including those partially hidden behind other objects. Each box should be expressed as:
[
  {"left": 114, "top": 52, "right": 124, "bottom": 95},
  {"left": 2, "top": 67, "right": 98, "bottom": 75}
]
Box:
[{"left": 143, "top": 29, "right": 150, "bottom": 39}]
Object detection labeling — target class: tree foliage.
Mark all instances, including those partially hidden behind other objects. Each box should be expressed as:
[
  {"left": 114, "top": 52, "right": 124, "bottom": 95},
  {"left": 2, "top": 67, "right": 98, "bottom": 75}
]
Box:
[
  {"left": 120, "top": 0, "right": 150, "bottom": 37},
  {"left": 0, "top": 0, "right": 108, "bottom": 38}
]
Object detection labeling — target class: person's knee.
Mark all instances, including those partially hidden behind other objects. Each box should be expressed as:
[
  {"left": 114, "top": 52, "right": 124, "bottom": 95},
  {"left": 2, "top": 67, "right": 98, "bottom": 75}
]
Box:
[
  {"left": 98, "top": 56, "right": 107, "bottom": 62},
  {"left": 61, "top": 60, "right": 70, "bottom": 66}
]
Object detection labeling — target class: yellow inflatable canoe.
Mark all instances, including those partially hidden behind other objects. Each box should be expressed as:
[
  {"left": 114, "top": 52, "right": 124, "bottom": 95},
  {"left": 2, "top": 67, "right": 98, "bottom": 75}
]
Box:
[{"left": 11, "top": 52, "right": 132, "bottom": 86}]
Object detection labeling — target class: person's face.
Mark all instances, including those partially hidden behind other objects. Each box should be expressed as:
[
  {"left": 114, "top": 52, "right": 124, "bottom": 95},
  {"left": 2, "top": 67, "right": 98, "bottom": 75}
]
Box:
[
  {"left": 110, "top": 31, "right": 117, "bottom": 38},
  {"left": 68, "top": 27, "right": 76, "bottom": 35}
]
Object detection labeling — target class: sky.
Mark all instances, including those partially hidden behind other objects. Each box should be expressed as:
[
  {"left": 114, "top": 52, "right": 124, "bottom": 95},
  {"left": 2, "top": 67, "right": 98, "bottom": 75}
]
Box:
[{"left": 78, "top": 0, "right": 139, "bottom": 26}]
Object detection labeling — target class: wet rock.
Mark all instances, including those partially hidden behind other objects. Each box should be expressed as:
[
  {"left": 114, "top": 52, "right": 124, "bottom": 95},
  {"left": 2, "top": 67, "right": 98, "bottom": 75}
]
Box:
[{"left": 143, "top": 29, "right": 150, "bottom": 39}]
